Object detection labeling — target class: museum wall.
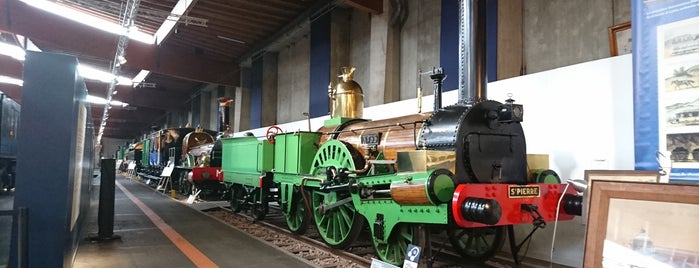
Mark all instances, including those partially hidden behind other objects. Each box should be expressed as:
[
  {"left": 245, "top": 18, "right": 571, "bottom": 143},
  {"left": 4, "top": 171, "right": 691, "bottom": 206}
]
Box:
[
  {"left": 276, "top": 34, "right": 311, "bottom": 123},
  {"left": 523, "top": 0, "right": 631, "bottom": 74},
  {"left": 265, "top": 0, "right": 633, "bottom": 125}
]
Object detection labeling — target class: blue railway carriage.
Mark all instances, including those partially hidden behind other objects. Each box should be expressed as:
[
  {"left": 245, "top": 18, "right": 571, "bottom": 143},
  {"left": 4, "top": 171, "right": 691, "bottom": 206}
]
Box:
[{"left": 0, "top": 92, "right": 19, "bottom": 191}]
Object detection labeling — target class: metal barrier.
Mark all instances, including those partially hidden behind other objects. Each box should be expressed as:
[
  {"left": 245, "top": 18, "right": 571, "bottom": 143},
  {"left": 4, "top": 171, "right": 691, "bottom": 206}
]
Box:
[{"left": 0, "top": 207, "right": 27, "bottom": 268}]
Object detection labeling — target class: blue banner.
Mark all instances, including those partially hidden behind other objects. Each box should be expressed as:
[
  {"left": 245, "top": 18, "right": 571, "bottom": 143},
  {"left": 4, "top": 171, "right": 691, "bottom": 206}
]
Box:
[{"left": 633, "top": 0, "right": 699, "bottom": 182}]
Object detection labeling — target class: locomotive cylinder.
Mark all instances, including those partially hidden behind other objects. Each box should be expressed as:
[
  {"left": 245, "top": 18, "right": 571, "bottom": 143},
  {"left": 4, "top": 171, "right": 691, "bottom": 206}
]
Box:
[
  {"left": 329, "top": 67, "right": 364, "bottom": 119},
  {"left": 390, "top": 169, "right": 455, "bottom": 205}
]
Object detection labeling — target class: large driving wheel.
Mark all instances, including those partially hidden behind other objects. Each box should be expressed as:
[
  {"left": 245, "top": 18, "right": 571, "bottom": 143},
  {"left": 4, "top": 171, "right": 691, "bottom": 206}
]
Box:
[
  {"left": 447, "top": 226, "right": 506, "bottom": 261},
  {"left": 283, "top": 186, "right": 310, "bottom": 234},
  {"left": 373, "top": 223, "right": 414, "bottom": 266},
  {"left": 309, "top": 140, "right": 365, "bottom": 249},
  {"left": 229, "top": 184, "right": 244, "bottom": 213}
]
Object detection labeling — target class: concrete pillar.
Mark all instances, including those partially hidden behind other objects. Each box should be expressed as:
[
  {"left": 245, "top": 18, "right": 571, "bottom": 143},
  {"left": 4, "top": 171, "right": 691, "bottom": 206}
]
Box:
[
  {"left": 261, "top": 53, "right": 278, "bottom": 126},
  {"left": 368, "top": 0, "right": 401, "bottom": 106},
  {"left": 277, "top": 35, "right": 310, "bottom": 124},
  {"left": 401, "top": 0, "right": 442, "bottom": 100},
  {"left": 498, "top": 0, "right": 523, "bottom": 80},
  {"left": 199, "top": 90, "right": 212, "bottom": 129},
  {"left": 236, "top": 67, "right": 252, "bottom": 132}
]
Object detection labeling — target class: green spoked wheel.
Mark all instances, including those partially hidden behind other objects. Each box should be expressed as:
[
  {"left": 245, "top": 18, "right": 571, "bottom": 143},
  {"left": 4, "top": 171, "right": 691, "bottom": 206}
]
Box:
[
  {"left": 309, "top": 140, "right": 365, "bottom": 248},
  {"left": 283, "top": 186, "right": 310, "bottom": 234},
  {"left": 311, "top": 190, "right": 364, "bottom": 248},
  {"left": 447, "top": 226, "right": 506, "bottom": 261},
  {"left": 229, "top": 184, "right": 244, "bottom": 213},
  {"left": 372, "top": 224, "right": 414, "bottom": 266}
]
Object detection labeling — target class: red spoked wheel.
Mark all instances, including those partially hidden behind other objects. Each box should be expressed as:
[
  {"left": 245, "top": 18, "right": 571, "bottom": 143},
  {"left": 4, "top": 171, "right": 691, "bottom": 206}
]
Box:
[{"left": 266, "top": 125, "right": 283, "bottom": 143}]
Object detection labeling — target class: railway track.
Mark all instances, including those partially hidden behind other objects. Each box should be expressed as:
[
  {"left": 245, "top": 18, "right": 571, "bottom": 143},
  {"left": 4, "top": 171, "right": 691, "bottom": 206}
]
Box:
[
  {"left": 202, "top": 204, "right": 516, "bottom": 268},
  {"left": 136, "top": 178, "right": 574, "bottom": 268},
  {"left": 206, "top": 206, "right": 371, "bottom": 268}
]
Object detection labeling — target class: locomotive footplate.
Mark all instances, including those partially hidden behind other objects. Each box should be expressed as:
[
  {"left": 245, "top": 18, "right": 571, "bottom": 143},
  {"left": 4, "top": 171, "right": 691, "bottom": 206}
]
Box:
[{"left": 451, "top": 183, "right": 580, "bottom": 228}]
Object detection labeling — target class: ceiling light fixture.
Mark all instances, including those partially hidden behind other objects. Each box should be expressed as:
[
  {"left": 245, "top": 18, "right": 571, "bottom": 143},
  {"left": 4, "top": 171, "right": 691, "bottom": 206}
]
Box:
[
  {"left": 77, "top": 64, "right": 132, "bottom": 86},
  {"left": 0, "top": 76, "right": 23, "bottom": 86},
  {"left": 154, "top": 0, "right": 199, "bottom": 45},
  {"left": 19, "top": 0, "right": 154, "bottom": 44},
  {"left": 0, "top": 42, "right": 27, "bottom": 61},
  {"left": 217, "top": 35, "right": 246, "bottom": 44},
  {"left": 1, "top": 42, "right": 140, "bottom": 86},
  {"left": 131, "top": 70, "right": 150, "bottom": 87}
]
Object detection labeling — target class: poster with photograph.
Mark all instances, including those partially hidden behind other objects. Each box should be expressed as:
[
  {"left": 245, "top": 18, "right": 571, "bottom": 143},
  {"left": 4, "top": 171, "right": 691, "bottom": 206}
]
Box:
[
  {"left": 633, "top": 0, "right": 699, "bottom": 182},
  {"left": 659, "top": 16, "right": 699, "bottom": 172}
]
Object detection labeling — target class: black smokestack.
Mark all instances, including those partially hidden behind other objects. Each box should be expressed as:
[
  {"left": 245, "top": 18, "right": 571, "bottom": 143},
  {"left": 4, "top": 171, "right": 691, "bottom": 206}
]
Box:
[{"left": 458, "top": 0, "right": 487, "bottom": 105}]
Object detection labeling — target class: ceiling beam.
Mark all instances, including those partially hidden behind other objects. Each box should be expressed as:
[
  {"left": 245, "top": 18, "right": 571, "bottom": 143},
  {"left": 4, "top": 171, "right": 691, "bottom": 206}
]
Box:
[
  {"left": 84, "top": 81, "right": 189, "bottom": 111},
  {"left": 342, "top": 0, "right": 383, "bottom": 14},
  {"left": 0, "top": 0, "right": 239, "bottom": 86}
]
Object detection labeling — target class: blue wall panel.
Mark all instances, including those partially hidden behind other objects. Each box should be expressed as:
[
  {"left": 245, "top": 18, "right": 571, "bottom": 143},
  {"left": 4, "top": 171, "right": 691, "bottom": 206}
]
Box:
[
  {"left": 309, "top": 12, "right": 331, "bottom": 117},
  {"left": 440, "top": 0, "right": 459, "bottom": 91},
  {"left": 12, "top": 51, "right": 94, "bottom": 267},
  {"left": 250, "top": 57, "right": 263, "bottom": 128},
  {"left": 440, "top": 0, "right": 499, "bottom": 92}
]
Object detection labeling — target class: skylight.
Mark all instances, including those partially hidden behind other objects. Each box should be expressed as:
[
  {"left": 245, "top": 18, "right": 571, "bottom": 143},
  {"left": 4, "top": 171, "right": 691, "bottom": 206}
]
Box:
[
  {"left": 154, "top": 0, "right": 198, "bottom": 45},
  {"left": 20, "top": 0, "right": 154, "bottom": 44}
]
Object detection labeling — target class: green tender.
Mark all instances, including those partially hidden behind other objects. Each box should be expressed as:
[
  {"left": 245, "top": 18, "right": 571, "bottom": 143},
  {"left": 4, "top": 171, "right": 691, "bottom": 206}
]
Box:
[
  {"left": 221, "top": 137, "right": 274, "bottom": 187},
  {"left": 273, "top": 132, "right": 321, "bottom": 174}
]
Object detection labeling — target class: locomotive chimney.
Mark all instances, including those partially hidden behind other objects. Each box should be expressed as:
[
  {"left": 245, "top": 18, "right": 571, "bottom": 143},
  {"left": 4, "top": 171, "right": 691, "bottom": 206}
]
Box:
[
  {"left": 218, "top": 97, "right": 233, "bottom": 132},
  {"left": 458, "top": 0, "right": 487, "bottom": 105}
]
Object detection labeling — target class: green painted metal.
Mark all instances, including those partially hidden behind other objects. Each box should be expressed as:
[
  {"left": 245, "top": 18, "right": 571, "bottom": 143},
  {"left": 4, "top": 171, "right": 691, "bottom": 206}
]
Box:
[
  {"left": 141, "top": 139, "right": 150, "bottom": 167},
  {"left": 273, "top": 132, "right": 321, "bottom": 174},
  {"left": 431, "top": 173, "right": 455, "bottom": 203},
  {"left": 272, "top": 132, "right": 321, "bottom": 234},
  {"left": 323, "top": 117, "right": 355, "bottom": 127},
  {"left": 221, "top": 137, "right": 273, "bottom": 186},
  {"left": 280, "top": 183, "right": 310, "bottom": 234},
  {"left": 311, "top": 190, "right": 364, "bottom": 248},
  {"left": 351, "top": 170, "right": 450, "bottom": 245},
  {"left": 309, "top": 140, "right": 364, "bottom": 248},
  {"left": 309, "top": 140, "right": 357, "bottom": 176},
  {"left": 372, "top": 224, "right": 413, "bottom": 266},
  {"left": 116, "top": 147, "right": 125, "bottom": 160}
]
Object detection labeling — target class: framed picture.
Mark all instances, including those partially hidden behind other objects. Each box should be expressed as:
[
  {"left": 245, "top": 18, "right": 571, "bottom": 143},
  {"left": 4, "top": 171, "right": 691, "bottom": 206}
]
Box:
[
  {"left": 582, "top": 170, "right": 659, "bottom": 222},
  {"left": 608, "top": 22, "right": 632, "bottom": 56},
  {"left": 583, "top": 181, "right": 699, "bottom": 268}
]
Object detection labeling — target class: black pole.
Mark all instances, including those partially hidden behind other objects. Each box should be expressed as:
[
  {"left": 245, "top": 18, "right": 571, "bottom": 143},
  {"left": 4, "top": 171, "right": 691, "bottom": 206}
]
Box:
[
  {"left": 93, "top": 158, "right": 120, "bottom": 242},
  {"left": 16, "top": 207, "right": 27, "bottom": 268}
]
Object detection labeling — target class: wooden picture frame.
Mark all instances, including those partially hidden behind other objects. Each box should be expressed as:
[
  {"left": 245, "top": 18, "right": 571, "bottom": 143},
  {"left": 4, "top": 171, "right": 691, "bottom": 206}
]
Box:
[
  {"left": 583, "top": 181, "right": 699, "bottom": 267},
  {"left": 608, "top": 22, "right": 632, "bottom": 56},
  {"left": 582, "top": 170, "right": 659, "bottom": 222}
]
